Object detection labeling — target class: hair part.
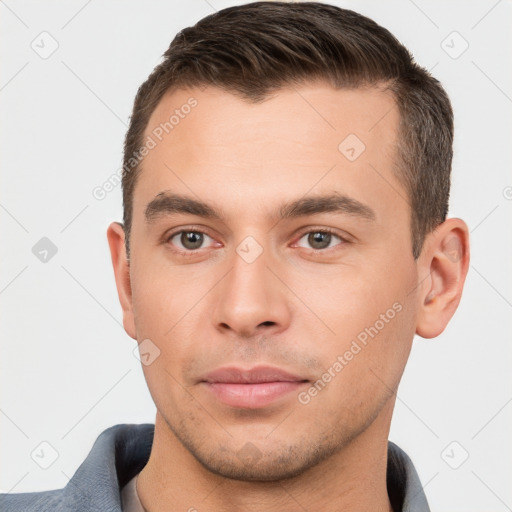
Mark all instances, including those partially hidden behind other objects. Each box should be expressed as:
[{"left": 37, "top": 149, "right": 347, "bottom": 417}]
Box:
[{"left": 121, "top": 1, "right": 453, "bottom": 261}]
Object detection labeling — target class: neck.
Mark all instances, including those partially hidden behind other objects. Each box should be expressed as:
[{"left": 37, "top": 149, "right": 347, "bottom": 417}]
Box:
[{"left": 137, "top": 400, "right": 395, "bottom": 512}]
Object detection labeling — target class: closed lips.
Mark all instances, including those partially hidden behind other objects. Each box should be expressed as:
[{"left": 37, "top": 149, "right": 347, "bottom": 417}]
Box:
[{"left": 201, "top": 366, "right": 309, "bottom": 384}]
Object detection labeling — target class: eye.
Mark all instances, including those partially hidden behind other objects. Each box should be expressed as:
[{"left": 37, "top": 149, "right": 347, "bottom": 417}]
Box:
[
  {"left": 294, "top": 229, "right": 346, "bottom": 251},
  {"left": 166, "top": 230, "right": 216, "bottom": 252},
  {"left": 164, "top": 227, "right": 348, "bottom": 256}
]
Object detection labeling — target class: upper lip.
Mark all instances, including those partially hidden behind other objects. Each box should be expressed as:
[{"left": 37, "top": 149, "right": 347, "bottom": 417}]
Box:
[{"left": 201, "top": 366, "right": 308, "bottom": 384}]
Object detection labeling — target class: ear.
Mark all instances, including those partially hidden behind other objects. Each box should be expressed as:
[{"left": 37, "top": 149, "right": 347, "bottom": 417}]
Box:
[
  {"left": 415, "top": 218, "right": 470, "bottom": 339},
  {"left": 106, "top": 221, "right": 137, "bottom": 340}
]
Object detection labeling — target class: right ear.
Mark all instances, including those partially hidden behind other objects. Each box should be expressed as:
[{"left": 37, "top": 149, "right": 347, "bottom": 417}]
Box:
[{"left": 106, "top": 222, "right": 137, "bottom": 340}]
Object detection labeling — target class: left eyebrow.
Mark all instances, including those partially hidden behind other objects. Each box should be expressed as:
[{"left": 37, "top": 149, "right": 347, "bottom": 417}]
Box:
[
  {"left": 144, "top": 191, "right": 376, "bottom": 224},
  {"left": 278, "top": 192, "right": 376, "bottom": 222}
]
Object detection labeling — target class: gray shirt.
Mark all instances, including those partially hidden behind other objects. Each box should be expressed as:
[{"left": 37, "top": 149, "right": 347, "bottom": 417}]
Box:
[{"left": 0, "top": 423, "right": 431, "bottom": 511}]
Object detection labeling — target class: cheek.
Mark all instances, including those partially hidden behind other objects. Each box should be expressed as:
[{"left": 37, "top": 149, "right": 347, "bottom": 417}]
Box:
[
  {"left": 130, "top": 255, "right": 202, "bottom": 337},
  {"left": 129, "top": 262, "right": 211, "bottom": 383},
  {"left": 297, "top": 299, "right": 416, "bottom": 428},
  {"left": 141, "top": 359, "right": 198, "bottom": 424},
  {"left": 290, "top": 257, "right": 410, "bottom": 329},
  {"left": 290, "top": 254, "right": 417, "bottom": 377}
]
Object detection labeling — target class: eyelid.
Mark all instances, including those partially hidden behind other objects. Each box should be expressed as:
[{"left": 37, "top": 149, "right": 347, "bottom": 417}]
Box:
[{"left": 293, "top": 225, "right": 350, "bottom": 241}]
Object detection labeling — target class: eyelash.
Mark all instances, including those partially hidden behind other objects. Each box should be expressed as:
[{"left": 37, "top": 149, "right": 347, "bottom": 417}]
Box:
[{"left": 164, "top": 226, "right": 349, "bottom": 257}]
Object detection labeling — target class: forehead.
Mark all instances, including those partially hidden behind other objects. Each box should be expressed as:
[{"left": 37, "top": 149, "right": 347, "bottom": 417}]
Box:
[
  {"left": 145, "top": 82, "right": 398, "bottom": 155},
  {"left": 133, "top": 82, "right": 404, "bottom": 225}
]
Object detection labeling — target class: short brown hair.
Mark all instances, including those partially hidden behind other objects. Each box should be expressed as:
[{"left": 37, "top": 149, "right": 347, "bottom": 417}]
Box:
[{"left": 121, "top": 1, "right": 453, "bottom": 260}]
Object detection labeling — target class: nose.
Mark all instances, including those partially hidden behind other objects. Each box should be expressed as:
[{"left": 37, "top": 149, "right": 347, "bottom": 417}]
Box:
[{"left": 211, "top": 241, "right": 292, "bottom": 339}]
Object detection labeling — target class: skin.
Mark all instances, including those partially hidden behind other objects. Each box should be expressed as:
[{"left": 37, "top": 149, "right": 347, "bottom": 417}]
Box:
[{"left": 107, "top": 82, "right": 470, "bottom": 512}]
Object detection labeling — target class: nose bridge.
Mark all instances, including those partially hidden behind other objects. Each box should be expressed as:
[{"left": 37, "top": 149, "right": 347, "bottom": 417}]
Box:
[
  {"left": 212, "top": 233, "right": 290, "bottom": 337},
  {"left": 232, "top": 235, "right": 270, "bottom": 296}
]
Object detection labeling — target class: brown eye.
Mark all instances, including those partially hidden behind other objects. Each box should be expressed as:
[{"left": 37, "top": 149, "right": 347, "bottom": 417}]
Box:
[
  {"left": 309, "top": 232, "right": 331, "bottom": 250},
  {"left": 168, "top": 231, "right": 212, "bottom": 251},
  {"left": 296, "top": 230, "right": 344, "bottom": 251}
]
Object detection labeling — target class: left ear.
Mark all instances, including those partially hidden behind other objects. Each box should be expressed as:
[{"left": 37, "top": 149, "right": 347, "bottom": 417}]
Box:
[{"left": 415, "top": 218, "right": 470, "bottom": 339}]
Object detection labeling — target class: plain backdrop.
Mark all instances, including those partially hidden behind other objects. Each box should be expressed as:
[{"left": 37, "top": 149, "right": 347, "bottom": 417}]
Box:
[{"left": 1, "top": 0, "right": 511, "bottom": 510}]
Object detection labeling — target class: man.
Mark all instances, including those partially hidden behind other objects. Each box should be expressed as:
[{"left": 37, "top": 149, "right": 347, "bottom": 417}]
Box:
[{"left": 0, "top": 1, "right": 469, "bottom": 511}]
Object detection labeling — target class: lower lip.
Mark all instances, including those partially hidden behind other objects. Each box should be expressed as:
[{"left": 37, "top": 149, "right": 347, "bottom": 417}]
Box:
[{"left": 204, "top": 381, "right": 307, "bottom": 409}]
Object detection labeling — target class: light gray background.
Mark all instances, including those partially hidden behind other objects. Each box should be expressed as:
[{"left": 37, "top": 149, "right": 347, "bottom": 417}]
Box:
[{"left": 1, "top": 0, "right": 511, "bottom": 510}]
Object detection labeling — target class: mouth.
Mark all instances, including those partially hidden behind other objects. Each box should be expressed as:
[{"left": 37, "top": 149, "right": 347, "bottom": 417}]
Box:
[{"left": 200, "top": 366, "right": 309, "bottom": 409}]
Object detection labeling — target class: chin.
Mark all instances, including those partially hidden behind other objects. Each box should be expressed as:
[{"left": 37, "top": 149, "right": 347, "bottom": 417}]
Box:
[
  {"left": 197, "top": 450, "right": 322, "bottom": 482},
  {"left": 180, "top": 432, "right": 344, "bottom": 482}
]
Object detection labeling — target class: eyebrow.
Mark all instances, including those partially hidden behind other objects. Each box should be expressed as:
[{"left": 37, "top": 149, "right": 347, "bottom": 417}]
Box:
[{"left": 144, "top": 191, "right": 376, "bottom": 224}]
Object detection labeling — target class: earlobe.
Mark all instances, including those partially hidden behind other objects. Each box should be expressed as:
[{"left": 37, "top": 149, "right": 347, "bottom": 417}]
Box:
[
  {"left": 106, "top": 221, "right": 137, "bottom": 340},
  {"left": 415, "top": 218, "right": 470, "bottom": 339}
]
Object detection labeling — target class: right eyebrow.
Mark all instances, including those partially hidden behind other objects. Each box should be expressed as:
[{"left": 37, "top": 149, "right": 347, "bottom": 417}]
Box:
[{"left": 145, "top": 192, "right": 224, "bottom": 224}]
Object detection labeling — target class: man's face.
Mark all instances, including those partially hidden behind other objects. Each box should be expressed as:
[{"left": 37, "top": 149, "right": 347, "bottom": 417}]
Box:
[{"left": 126, "top": 82, "right": 421, "bottom": 480}]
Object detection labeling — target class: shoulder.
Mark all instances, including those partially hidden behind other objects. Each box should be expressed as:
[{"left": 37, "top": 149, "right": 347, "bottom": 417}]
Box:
[
  {"left": 0, "top": 489, "right": 63, "bottom": 512},
  {"left": 0, "top": 423, "right": 154, "bottom": 512},
  {"left": 387, "top": 440, "right": 431, "bottom": 512}
]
